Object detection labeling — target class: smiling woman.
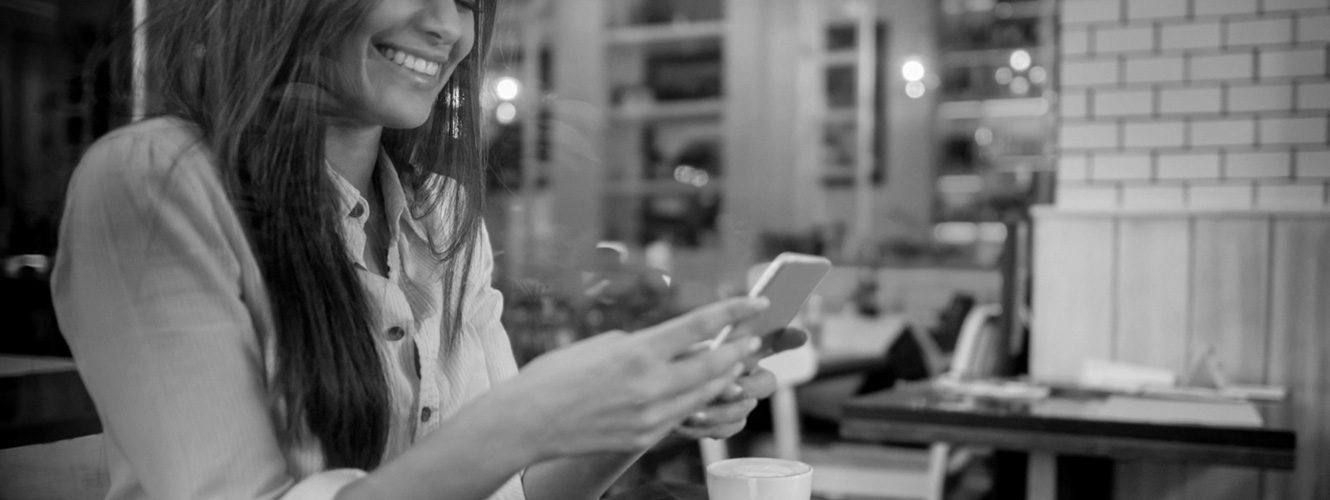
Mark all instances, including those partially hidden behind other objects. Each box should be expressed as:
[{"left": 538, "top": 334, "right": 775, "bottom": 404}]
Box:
[{"left": 49, "top": 1, "right": 805, "bottom": 500}]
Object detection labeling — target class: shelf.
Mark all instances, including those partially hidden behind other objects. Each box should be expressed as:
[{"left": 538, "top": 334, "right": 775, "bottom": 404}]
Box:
[
  {"left": 610, "top": 98, "right": 724, "bottom": 122},
  {"left": 606, "top": 178, "right": 724, "bottom": 196},
  {"left": 825, "top": 49, "right": 858, "bottom": 67},
  {"left": 942, "top": 1, "right": 1051, "bottom": 20},
  {"left": 939, "top": 46, "right": 1053, "bottom": 68},
  {"left": 937, "top": 97, "right": 1049, "bottom": 120},
  {"left": 605, "top": 21, "right": 724, "bottom": 47},
  {"left": 826, "top": 108, "right": 858, "bottom": 124}
]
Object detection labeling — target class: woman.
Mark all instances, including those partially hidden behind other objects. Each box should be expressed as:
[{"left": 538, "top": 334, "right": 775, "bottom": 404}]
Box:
[{"left": 51, "top": 0, "right": 804, "bottom": 499}]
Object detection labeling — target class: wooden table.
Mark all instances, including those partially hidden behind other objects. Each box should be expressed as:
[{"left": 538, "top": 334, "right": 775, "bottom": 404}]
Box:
[{"left": 840, "top": 382, "right": 1296, "bottom": 500}]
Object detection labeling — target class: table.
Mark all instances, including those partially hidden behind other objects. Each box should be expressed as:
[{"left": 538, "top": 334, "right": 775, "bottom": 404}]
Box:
[
  {"left": 0, "top": 355, "right": 99, "bottom": 449},
  {"left": 839, "top": 382, "right": 1296, "bottom": 500}
]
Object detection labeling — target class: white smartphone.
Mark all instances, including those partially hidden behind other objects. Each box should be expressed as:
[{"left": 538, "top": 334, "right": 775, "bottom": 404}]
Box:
[{"left": 708, "top": 252, "right": 832, "bottom": 351}]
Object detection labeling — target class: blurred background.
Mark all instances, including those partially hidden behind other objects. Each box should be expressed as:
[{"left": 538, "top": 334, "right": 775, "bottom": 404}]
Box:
[{"left": 3, "top": 0, "right": 1329, "bottom": 499}]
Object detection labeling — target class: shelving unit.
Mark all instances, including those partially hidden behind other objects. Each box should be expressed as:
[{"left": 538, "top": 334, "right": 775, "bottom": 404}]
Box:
[
  {"left": 604, "top": 20, "right": 724, "bottom": 46},
  {"left": 932, "top": 0, "right": 1056, "bottom": 235},
  {"left": 608, "top": 98, "right": 724, "bottom": 123}
]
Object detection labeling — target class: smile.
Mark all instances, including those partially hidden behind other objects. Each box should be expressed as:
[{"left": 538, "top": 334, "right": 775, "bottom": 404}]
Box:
[{"left": 374, "top": 44, "right": 443, "bottom": 78}]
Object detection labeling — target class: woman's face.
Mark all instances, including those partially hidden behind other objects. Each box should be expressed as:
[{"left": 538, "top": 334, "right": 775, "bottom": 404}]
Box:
[{"left": 337, "top": 0, "right": 477, "bottom": 129}]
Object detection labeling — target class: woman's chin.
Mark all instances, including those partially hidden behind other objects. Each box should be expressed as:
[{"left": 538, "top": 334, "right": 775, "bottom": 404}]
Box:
[{"left": 378, "top": 109, "right": 433, "bottom": 130}]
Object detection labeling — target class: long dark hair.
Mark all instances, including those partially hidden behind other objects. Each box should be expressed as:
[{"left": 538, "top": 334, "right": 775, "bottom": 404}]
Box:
[{"left": 138, "top": 0, "right": 496, "bottom": 469}]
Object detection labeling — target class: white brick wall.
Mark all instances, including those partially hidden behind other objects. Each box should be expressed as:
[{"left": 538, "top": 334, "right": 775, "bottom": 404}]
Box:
[
  {"left": 1297, "top": 150, "right": 1330, "bottom": 177},
  {"left": 1228, "top": 151, "right": 1294, "bottom": 178},
  {"left": 1298, "top": 82, "right": 1330, "bottom": 108},
  {"left": 1093, "top": 153, "right": 1154, "bottom": 179},
  {"left": 1061, "top": 89, "right": 1090, "bottom": 117},
  {"left": 1059, "top": 155, "right": 1092, "bottom": 180},
  {"left": 1195, "top": 0, "right": 1259, "bottom": 17},
  {"left": 1228, "top": 84, "right": 1294, "bottom": 112},
  {"left": 1298, "top": 15, "right": 1330, "bottom": 43},
  {"left": 1125, "top": 0, "right": 1187, "bottom": 20},
  {"left": 1260, "top": 116, "right": 1328, "bottom": 145},
  {"left": 1162, "top": 22, "right": 1222, "bottom": 50},
  {"left": 1094, "top": 89, "right": 1154, "bottom": 116},
  {"left": 1256, "top": 183, "right": 1326, "bottom": 208},
  {"left": 1192, "top": 119, "right": 1257, "bottom": 147},
  {"left": 1190, "top": 52, "right": 1255, "bottom": 81},
  {"left": 1265, "top": 0, "right": 1330, "bottom": 13},
  {"left": 1158, "top": 152, "right": 1222, "bottom": 179},
  {"left": 1063, "top": 29, "right": 1091, "bottom": 56},
  {"left": 1125, "top": 121, "right": 1187, "bottom": 148},
  {"left": 1096, "top": 25, "right": 1156, "bottom": 53},
  {"left": 1159, "top": 87, "right": 1224, "bottom": 114},
  {"left": 1064, "top": 0, "right": 1122, "bottom": 24},
  {"left": 1126, "top": 56, "right": 1187, "bottom": 83},
  {"left": 1063, "top": 59, "right": 1121, "bottom": 86},
  {"left": 1258, "top": 48, "right": 1327, "bottom": 79},
  {"left": 1058, "top": 184, "right": 1120, "bottom": 209},
  {"left": 1055, "top": 0, "right": 1330, "bottom": 211},
  {"left": 1122, "top": 184, "right": 1187, "bottom": 209},
  {"left": 1227, "top": 18, "right": 1295, "bottom": 46},
  {"left": 1189, "top": 183, "right": 1255, "bottom": 208},
  {"left": 1061, "top": 122, "right": 1120, "bottom": 149}
]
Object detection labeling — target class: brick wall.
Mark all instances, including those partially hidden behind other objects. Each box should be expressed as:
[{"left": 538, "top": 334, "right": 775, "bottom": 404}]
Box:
[{"left": 1056, "top": 0, "right": 1330, "bottom": 210}]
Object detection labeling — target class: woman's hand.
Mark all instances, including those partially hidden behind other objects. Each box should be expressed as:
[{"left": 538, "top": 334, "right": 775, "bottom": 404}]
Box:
[
  {"left": 485, "top": 297, "right": 772, "bottom": 462},
  {"left": 673, "top": 327, "right": 809, "bottom": 440}
]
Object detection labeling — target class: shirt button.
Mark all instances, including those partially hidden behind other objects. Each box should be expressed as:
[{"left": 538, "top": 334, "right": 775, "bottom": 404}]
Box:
[
  {"left": 385, "top": 326, "right": 406, "bottom": 341},
  {"left": 348, "top": 203, "right": 365, "bottom": 218},
  {"left": 420, "top": 407, "right": 433, "bottom": 422}
]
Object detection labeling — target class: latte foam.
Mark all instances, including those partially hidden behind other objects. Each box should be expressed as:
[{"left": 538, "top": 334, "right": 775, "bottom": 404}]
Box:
[{"left": 708, "top": 458, "right": 811, "bottom": 479}]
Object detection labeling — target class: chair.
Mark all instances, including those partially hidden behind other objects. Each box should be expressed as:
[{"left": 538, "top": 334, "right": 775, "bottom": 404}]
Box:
[{"left": 706, "top": 297, "right": 1007, "bottom": 500}]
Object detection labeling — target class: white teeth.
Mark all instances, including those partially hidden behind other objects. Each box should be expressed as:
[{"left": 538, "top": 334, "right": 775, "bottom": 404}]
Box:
[{"left": 379, "top": 45, "right": 441, "bottom": 78}]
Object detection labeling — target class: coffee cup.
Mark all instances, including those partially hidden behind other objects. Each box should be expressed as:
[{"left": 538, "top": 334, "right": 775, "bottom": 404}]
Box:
[{"left": 705, "top": 457, "right": 813, "bottom": 500}]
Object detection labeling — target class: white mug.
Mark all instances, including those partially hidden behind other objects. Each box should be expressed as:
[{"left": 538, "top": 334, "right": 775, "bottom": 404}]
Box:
[{"left": 705, "top": 457, "right": 813, "bottom": 500}]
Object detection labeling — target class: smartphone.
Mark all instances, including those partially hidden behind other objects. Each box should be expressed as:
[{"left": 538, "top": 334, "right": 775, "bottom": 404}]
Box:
[{"left": 708, "top": 253, "right": 832, "bottom": 350}]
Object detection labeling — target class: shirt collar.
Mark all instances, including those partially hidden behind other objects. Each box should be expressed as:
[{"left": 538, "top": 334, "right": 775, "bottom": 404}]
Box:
[
  {"left": 377, "top": 150, "right": 432, "bottom": 244},
  {"left": 326, "top": 149, "right": 431, "bottom": 244}
]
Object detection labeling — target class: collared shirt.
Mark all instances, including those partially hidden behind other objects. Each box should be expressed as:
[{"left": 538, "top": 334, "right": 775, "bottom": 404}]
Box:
[{"left": 51, "top": 117, "right": 525, "bottom": 500}]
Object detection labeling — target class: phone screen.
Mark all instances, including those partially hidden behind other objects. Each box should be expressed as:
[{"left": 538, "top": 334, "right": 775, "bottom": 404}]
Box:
[{"left": 709, "top": 253, "right": 831, "bottom": 350}]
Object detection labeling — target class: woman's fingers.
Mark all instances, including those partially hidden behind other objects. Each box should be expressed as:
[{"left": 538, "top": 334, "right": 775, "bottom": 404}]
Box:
[
  {"left": 714, "top": 367, "right": 776, "bottom": 404},
  {"left": 666, "top": 375, "right": 739, "bottom": 426},
  {"left": 674, "top": 419, "right": 747, "bottom": 441},
  {"left": 641, "top": 297, "right": 769, "bottom": 355},
  {"left": 666, "top": 336, "right": 761, "bottom": 395},
  {"left": 687, "top": 398, "right": 758, "bottom": 427}
]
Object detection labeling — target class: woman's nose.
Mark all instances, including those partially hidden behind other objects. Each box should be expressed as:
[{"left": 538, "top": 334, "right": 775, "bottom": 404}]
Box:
[{"left": 419, "top": 0, "right": 466, "bottom": 47}]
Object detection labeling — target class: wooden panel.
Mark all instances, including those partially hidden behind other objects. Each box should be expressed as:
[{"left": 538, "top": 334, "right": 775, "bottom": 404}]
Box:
[
  {"left": 1182, "top": 467, "right": 1262, "bottom": 500},
  {"left": 1112, "top": 218, "right": 1189, "bottom": 500},
  {"left": 1114, "top": 219, "right": 1191, "bottom": 371},
  {"left": 1031, "top": 216, "right": 1115, "bottom": 379},
  {"left": 1186, "top": 218, "right": 1270, "bottom": 500},
  {"left": 1111, "top": 211, "right": 1197, "bottom": 500},
  {"left": 1113, "top": 463, "right": 1188, "bottom": 500},
  {"left": 1267, "top": 219, "right": 1330, "bottom": 500},
  {"left": 1189, "top": 218, "right": 1272, "bottom": 384}
]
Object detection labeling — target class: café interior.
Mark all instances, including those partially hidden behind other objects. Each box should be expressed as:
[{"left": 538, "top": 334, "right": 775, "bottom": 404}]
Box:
[{"left": 1, "top": 0, "right": 1328, "bottom": 499}]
